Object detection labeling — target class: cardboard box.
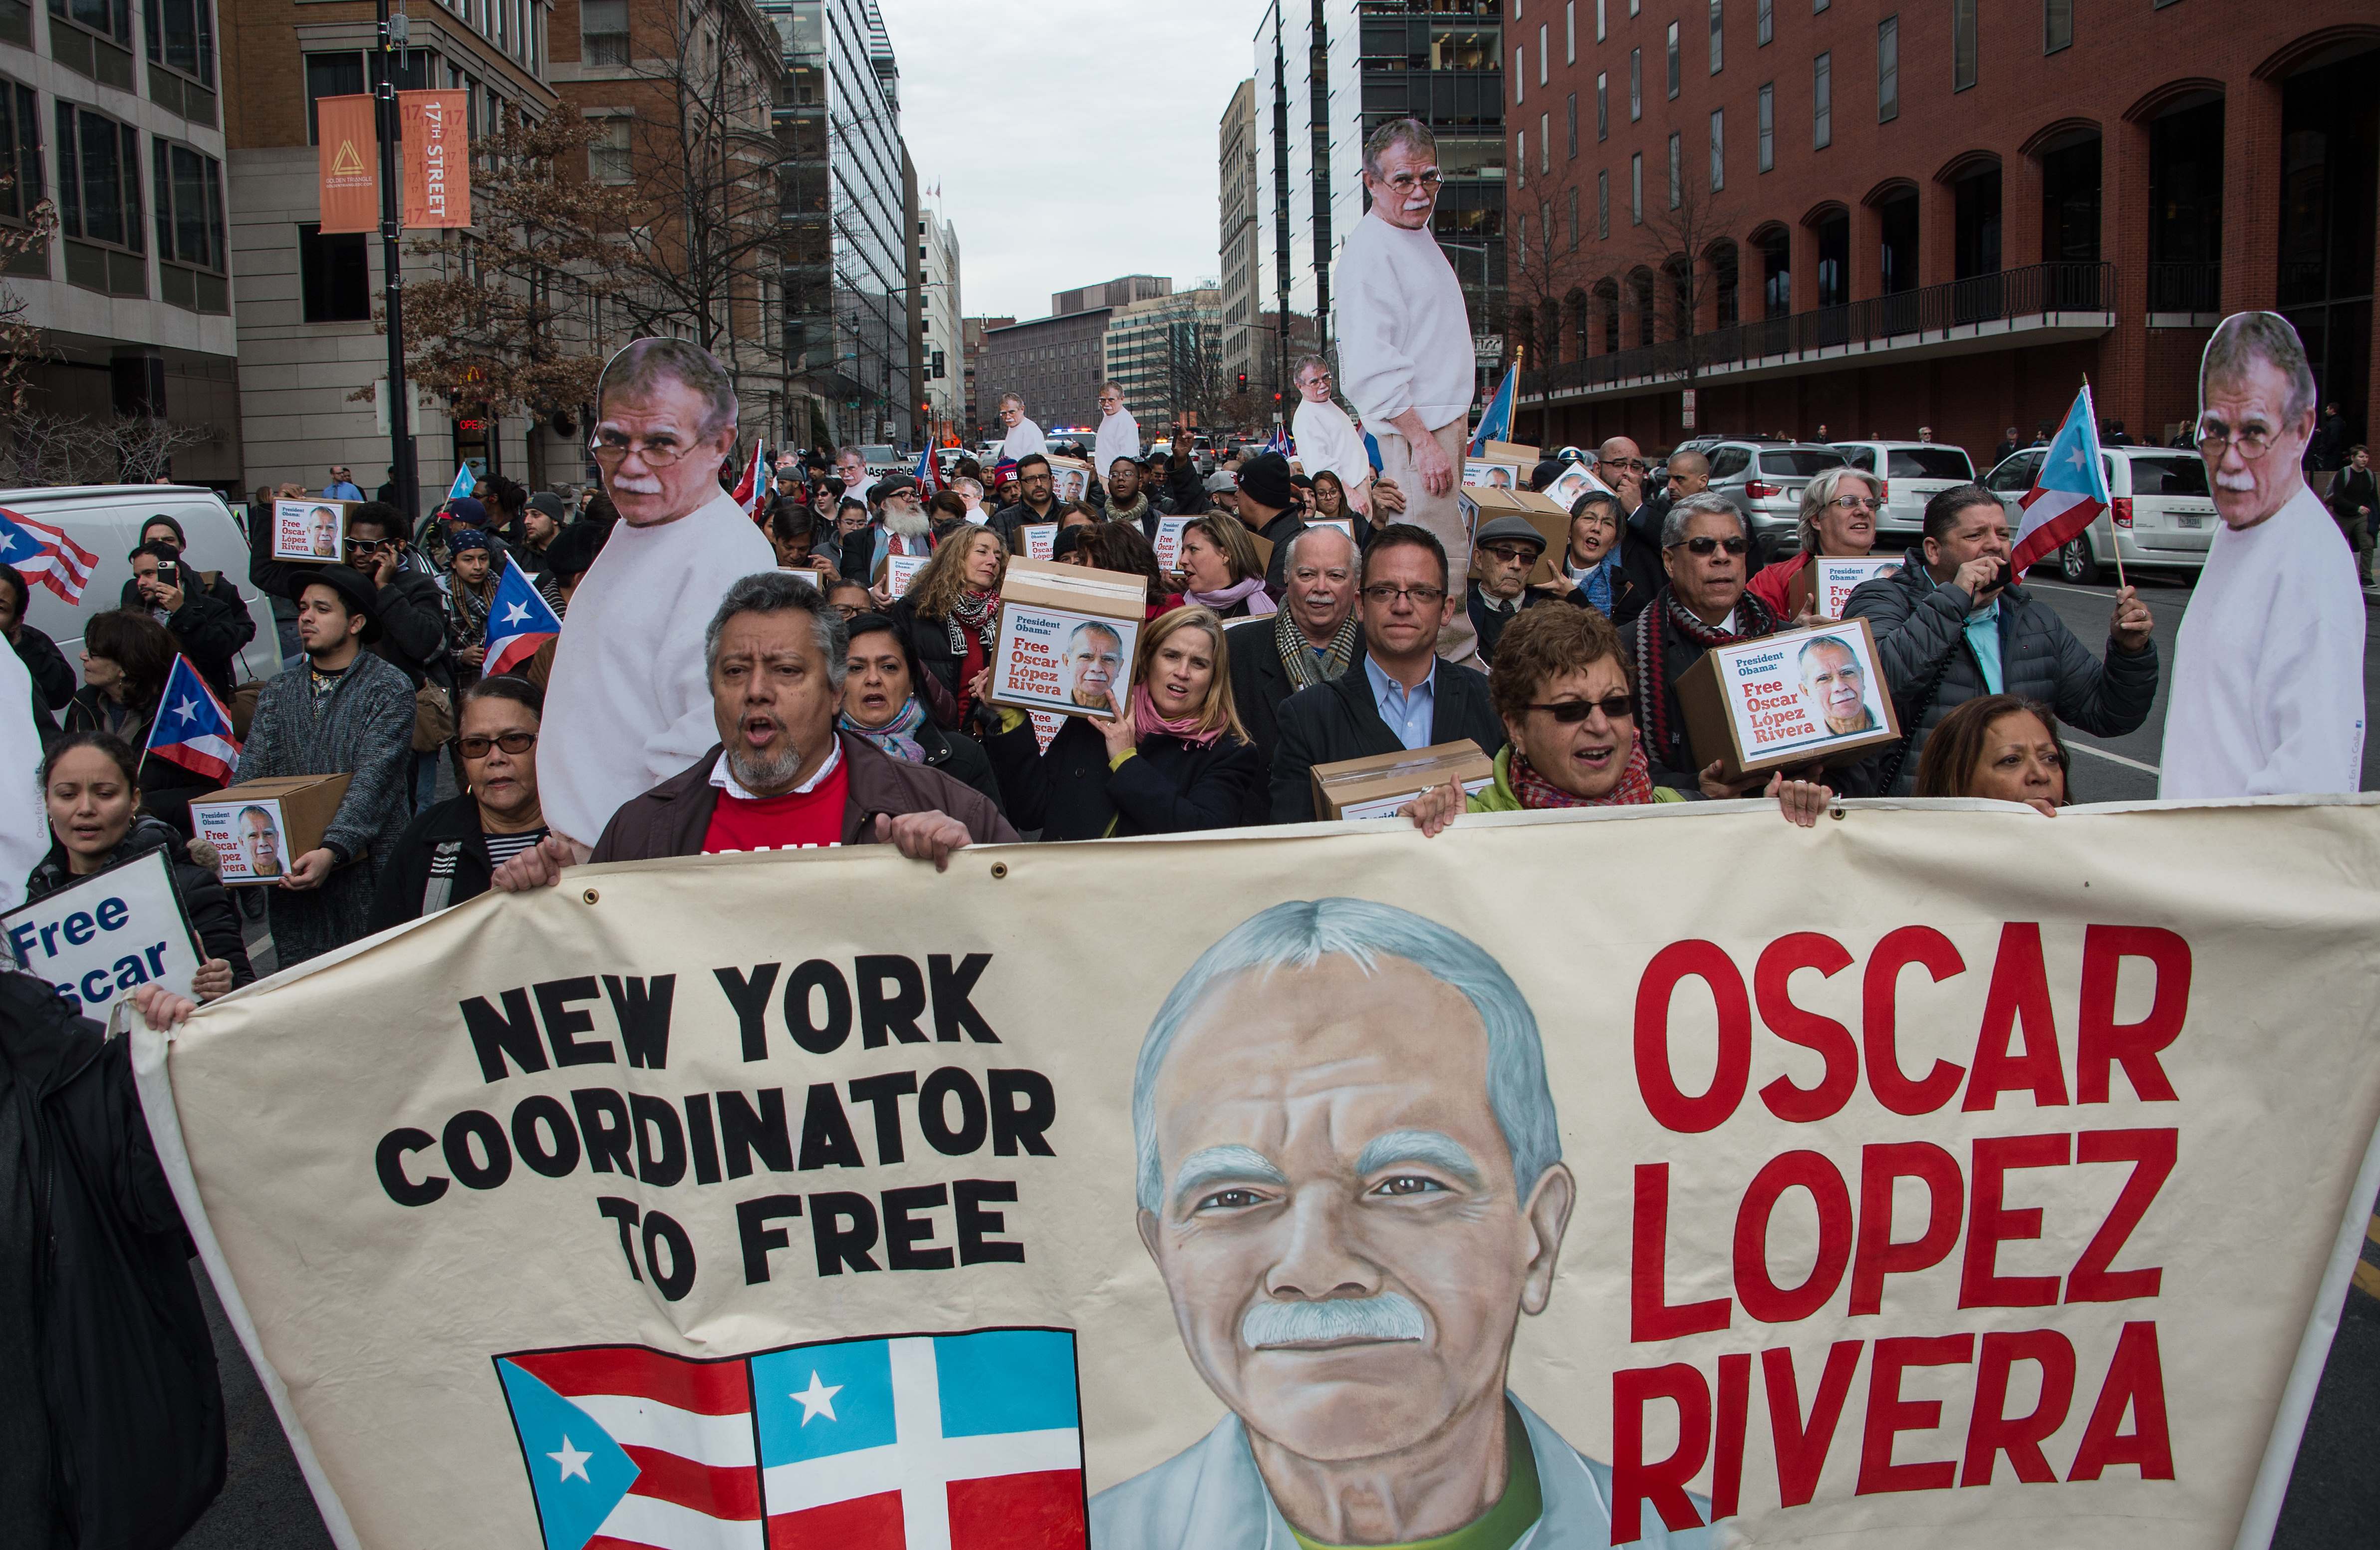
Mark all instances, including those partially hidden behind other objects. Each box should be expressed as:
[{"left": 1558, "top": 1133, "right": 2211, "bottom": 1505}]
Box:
[
  {"left": 1462, "top": 458, "right": 1526, "bottom": 491},
  {"left": 776, "top": 565, "right": 819, "bottom": 589},
  {"left": 1539, "top": 460, "right": 1613, "bottom": 514},
  {"left": 1808, "top": 555, "right": 1902, "bottom": 619},
  {"left": 989, "top": 558, "right": 1146, "bottom": 718},
  {"left": 1673, "top": 619, "right": 1901, "bottom": 782},
  {"left": 190, "top": 774, "right": 355, "bottom": 886},
  {"left": 1478, "top": 440, "right": 1539, "bottom": 466},
  {"left": 270, "top": 498, "right": 353, "bottom": 563},
  {"left": 1466, "top": 486, "right": 1575, "bottom": 585},
  {"left": 1047, "top": 457, "right": 1095, "bottom": 505},
  {"left": 1312, "top": 740, "right": 1497, "bottom": 821}
]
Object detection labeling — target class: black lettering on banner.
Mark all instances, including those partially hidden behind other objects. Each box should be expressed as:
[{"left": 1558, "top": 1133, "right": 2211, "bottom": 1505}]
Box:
[
  {"left": 713, "top": 963, "right": 781, "bottom": 1061},
  {"left": 928, "top": 954, "right": 1000, "bottom": 1042},
  {"left": 955, "top": 1179, "right": 1026, "bottom": 1264},
  {"left": 811, "top": 1191, "right": 882, "bottom": 1274},
  {"left": 595, "top": 1196, "right": 642, "bottom": 1280},
  {"left": 630, "top": 1092, "right": 687, "bottom": 1187},
  {"left": 719, "top": 1088, "right": 792, "bottom": 1177},
  {"left": 918, "top": 1067, "right": 988, "bottom": 1156},
  {"left": 442, "top": 1109, "right": 512, "bottom": 1190},
  {"left": 884, "top": 1183, "right": 956, "bottom": 1270},
  {"left": 686, "top": 1093, "right": 723, "bottom": 1185},
  {"left": 571, "top": 1088, "right": 635, "bottom": 1176},
  {"left": 737, "top": 1195, "right": 804, "bottom": 1284},
  {"left": 376, "top": 1127, "right": 448, "bottom": 1206},
  {"left": 537, "top": 977, "right": 616, "bottom": 1067},
  {"left": 847, "top": 1071, "right": 918, "bottom": 1164},
  {"left": 512, "top": 1095, "right": 582, "bottom": 1178},
  {"left": 784, "top": 960, "right": 853, "bottom": 1055},
  {"left": 797, "top": 1082, "right": 865, "bottom": 1170},
  {"left": 462, "top": 988, "right": 548, "bottom": 1082},
  {"left": 988, "top": 1069, "right": 1057, "bottom": 1157},
  {"left": 603, "top": 974, "right": 676, "bottom": 1069},
  {"left": 642, "top": 1211, "right": 696, "bottom": 1301},
  {"left": 856, "top": 955, "right": 929, "bottom": 1047}
]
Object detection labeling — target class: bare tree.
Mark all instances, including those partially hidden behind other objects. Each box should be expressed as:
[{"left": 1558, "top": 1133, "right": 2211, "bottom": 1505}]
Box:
[
  {"left": 0, "top": 178, "right": 58, "bottom": 417},
  {"left": 1166, "top": 313, "right": 1229, "bottom": 431},
  {"left": 0, "top": 411, "right": 217, "bottom": 486},
  {"left": 1506, "top": 184, "right": 1597, "bottom": 370},
  {"left": 0, "top": 411, "right": 96, "bottom": 487},
  {"left": 1629, "top": 177, "right": 1735, "bottom": 391}
]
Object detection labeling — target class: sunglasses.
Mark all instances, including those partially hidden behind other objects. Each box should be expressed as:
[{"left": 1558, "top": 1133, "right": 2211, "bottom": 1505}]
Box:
[
  {"left": 1682, "top": 536, "right": 1749, "bottom": 555},
  {"left": 1528, "top": 694, "right": 1635, "bottom": 724},
  {"left": 454, "top": 731, "right": 538, "bottom": 758}
]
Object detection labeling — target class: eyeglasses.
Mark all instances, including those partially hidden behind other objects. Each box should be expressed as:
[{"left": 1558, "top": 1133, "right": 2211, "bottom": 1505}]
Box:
[
  {"left": 1477, "top": 545, "right": 1539, "bottom": 565},
  {"left": 1681, "top": 535, "right": 1749, "bottom": 555},
  {"left": 1599, "top": 457, "right": 1645, "bottom": 473},
  {"left": 342, "top": 537, "right": 387, "bottom": 552},
  {"left": 454, "top": 731, "right": 537, "bottom": 758},
  {"left": 2195, "top": 419, "right": 2278, "bottom": 460},
  {"left": 1828, "top": 495, "right": 1883, "bottom": 512},
  {"left": 1379, "top": 170, "right": 1444, "bottom": 194},
  {"left": 590, "top": 429, "right": 694, "bottom": 467},
  {"left": 1361, "top": 583, "right": 1448, "bottom": 606},
  {"left": 1528, "top": 694, "right": 1635, "bottom": 724}
]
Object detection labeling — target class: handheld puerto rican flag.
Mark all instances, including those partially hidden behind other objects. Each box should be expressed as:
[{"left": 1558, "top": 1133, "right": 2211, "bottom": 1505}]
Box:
[
  {"left": 1468, "top": 363, "right": 1517, "bottom": 456},
  {"left": 1265, "top": 424, "right": 1293, "bottom": 457},
  {"left": 912, "top": 445, "right": 943, "bottom": 497},
  {"left": 0, "top": 507, "right": 99, "bottom": 605},
  {"left": 143, "top": 655, "right": 241, "bottom": 784},
  {"left": 730, "top": 440, "right": 769, "bottom": 524},
  {"left": 447, "top": 462, "right": 480, "bottom": 503},
  {"left": 2009, "top": 385, "right": 2111, "bottom": 579},
  {"left": 494, "top": 1327, "right": 1086, "bottom": 1550},
  {"left": 482, "top": 558, "right": 562, "bottom": 677}
]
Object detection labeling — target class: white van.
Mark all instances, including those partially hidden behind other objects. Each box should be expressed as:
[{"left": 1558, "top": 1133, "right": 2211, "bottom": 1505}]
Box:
[{"left": 0, "top": 485, "right": 282, "bottom": 688}]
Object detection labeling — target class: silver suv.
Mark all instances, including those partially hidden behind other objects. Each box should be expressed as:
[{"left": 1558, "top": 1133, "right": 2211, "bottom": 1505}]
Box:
[
  {"left": 1981, "top": 445, "right": 2216, "bottom": 584},
  {"left": 1704, "top": 442, "right": 1847, "bottom": 566},
  {"left": 1827, "top": 441, "right": 1977, "bottom": 536}
]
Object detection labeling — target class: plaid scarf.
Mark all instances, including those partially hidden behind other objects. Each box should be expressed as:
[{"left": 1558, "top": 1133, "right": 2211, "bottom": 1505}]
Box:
[
  {"left": 944, "top": 587, "right": 995, "bottom": 657},
  {"left": 1509, "top": 742, "right": 1657, "bottom": 807},
  {"left": 1632, "top": 586, "right": 1780, "bottom": 770},
  {"left": 1277, "top": 608, "right": 1358, "bottom": 692}
]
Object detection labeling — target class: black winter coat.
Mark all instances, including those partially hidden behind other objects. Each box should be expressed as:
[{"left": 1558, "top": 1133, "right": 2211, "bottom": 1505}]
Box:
[
  {"left": 989, "top": 498, "right": 1063, "bottom": 555},
  {"left": 116, "top": 570, "right": 254, "bottom": 699},
  {"left": 884, "top": 596, "right": 987, "bottom": 729},
  {"left": 1223, "top": 618, "right": 1364, "bottom": 827},
  {"left": 985, "top": 712, "right": 1261, "bottom": 840},
  {"left": 24, "top": 818, "right": 255, "bottom": 992},
  {"left": 251, "top": 542, "right": 450, "bottom": 688},
  {"left": 1844, "top": 559, "right": 2159, "bottom": 795},
  {"left": 10, "top": 626, "right": 73, "bottom": 733},
  {"left": 0, "top": 973, "right": 225, "bottom": 1550},
  {"left": 368, "top": 793, "right": 521, "bottom": 932},
  {"left": 1268, "top": 655, "right": 1506, "bottom": 824}
]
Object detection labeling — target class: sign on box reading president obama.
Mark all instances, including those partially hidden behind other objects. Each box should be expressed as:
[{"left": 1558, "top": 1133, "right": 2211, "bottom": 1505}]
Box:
[{"left": 136, "top": 796, "right": 2380, "bottom": 1549}]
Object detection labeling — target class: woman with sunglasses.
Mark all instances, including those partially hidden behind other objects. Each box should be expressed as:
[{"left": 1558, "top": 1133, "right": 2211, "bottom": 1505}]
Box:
[
  {"left": 370, "top": 677, "right": 548, "bottom": 929},
  {"left": 1402, "top": 605, "right": 1831, "bottom": 830},
  {"left": 1632, "top": 492, "right": 1791, "bottom": 793},
  {"left": 1746, "top": 467, "right": 1883, "bottom": 620}
]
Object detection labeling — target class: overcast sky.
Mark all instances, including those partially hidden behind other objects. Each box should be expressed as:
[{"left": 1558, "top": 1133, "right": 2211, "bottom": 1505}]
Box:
[{"left": 877, "top": 0, "right": 1260, "bottom": 322}]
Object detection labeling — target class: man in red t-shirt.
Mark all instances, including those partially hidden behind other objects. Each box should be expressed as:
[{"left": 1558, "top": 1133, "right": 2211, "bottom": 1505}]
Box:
[{"left": 494, "top": 572, "right": 1014, "bottom": 891}]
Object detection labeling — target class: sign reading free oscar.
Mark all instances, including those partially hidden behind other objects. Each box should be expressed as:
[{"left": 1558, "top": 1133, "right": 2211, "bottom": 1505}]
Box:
[{"left": 135, "top": 798, "right": 2380, "bottom": 1549}]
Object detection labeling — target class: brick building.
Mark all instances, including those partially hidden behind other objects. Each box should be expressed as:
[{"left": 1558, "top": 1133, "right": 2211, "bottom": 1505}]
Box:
[{"left": 1509, "top": 2, "right": 2378, "bottom": 466}]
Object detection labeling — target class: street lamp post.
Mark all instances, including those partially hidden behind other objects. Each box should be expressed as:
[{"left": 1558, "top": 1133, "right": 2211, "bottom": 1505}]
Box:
[{"left": 374, "top": 0, "right": 420, "bottom": 523}]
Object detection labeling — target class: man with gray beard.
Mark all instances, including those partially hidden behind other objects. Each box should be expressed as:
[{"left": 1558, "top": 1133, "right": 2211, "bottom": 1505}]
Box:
[
  {"left": 848, "top": 474, "right": 935, "bottom": 601},
  {"left": 1093, "top": 898, "right": 1708, "bottom": 1550}
]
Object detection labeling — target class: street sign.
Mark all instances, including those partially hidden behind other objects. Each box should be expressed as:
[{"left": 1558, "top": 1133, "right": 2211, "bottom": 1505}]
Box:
[
  {"left": 1681, "top": 387, "right": 1698, "bottom": 431},
  {"left": 1473, "top": 334, "right": 1504, "bottom": 356}
]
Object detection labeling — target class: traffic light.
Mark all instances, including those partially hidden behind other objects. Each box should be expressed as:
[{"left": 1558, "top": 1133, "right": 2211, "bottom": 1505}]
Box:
[{"left": 1237, "top": 371, "right": 1248, "bottom": 392}]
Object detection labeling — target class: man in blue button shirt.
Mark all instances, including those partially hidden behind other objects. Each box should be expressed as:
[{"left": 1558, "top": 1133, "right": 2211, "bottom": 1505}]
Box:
[{"left": 1267, "top": 523, "right": 1506, "bottom": 822}]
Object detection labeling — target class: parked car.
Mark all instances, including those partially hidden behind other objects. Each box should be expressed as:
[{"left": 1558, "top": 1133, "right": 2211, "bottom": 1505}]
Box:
[
  {"left": 1702, "top": 442, "right": 1848, "bottom": 565},
  {"left": 858, "top": 444, "right": 904, "bottom": 478},
  {"left": 1980, "top": 445, "right": 2216, "bottom": 584},
  {"left": 0, "top": 484, "right": 281, "bottom": 689},
  {"left": 1827, "top": 440, "right": 1978, "bottom": 537}
]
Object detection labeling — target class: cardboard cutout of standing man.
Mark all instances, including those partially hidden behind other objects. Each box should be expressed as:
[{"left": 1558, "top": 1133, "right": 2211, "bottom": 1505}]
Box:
[{"left": 1334, "top": 119, "right": 1482, "bottom": 666}]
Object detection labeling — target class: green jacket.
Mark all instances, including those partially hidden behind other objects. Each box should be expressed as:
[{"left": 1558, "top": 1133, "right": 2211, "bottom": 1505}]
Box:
[{"left": 1470, "top": 746, "right": 1687, "bottom": 812}]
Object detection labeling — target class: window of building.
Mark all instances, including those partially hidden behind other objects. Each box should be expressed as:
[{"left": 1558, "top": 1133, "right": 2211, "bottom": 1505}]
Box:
[
  {"left": 581, "top": 0, "right": 628, "bottom": 66},
  {"left": 1668, "top": 132, "right": 1681, "bottom": 207},
  {"left": 52, "top": 104, "right": 139, "bottom": 251},
  {"left": 1630, "top": 151, "right": 1642, "bottom": 223},
  {"left": 150, "top": 138, "right": 221, "bottom": 271},
  {"left": 1595, "top": 0, "right": 1606, "bottom": 41},
  {"left": 1596, "top": 72, "right": 1607, "bottom": 139},
  {"left": 48, "top": 0, "right": 130, "bottom": 47},
  {"left": 304, "top": 52, "right": 364, "bottom": 144},
  {"left": 1666, "top": 21, "right": 1680, "bottom": 98},
  {"left": 1568, "top": 184, "right": 1580, "bottom": 248},
  {"left": 1567, "top": 91, "right": 1577, "bottom": 157},
  {"left": 1516, "top": 128, "right": 1526, "bottom": 186},
  {"left": 1629, "top": 0, "right": 1639, "bottom": 15},
  {"left": 1540, "top": 111, "right": 1550, "bottom": 172},
  {"left": 1629, "top": 47, "right": 1640, "bottom": 119},
  {"left": 1709, "top": 108, "right": 1724, "bottom": 190},
  {"left": 1875, "top": 15, "right": 1897, "bottom": 122},
  {"left": 298, "top": 221, "right": 370, "bottom": 322},
  {"left": 1813, "top": 51, "right": 1831, "bottom": 148},
  {"left": 2043, "top": 0, "right": 2070, "bottom": 53},
  {"left": 1757, "top": 0, "right": 1772, "bottom": 44},
  {"left": 1758, "top": 81, "right": 1774, "bottom": 170},
  {"left": 0, "top": 76, "right": 39, "bottom": 232},
  {"left": 1516, "top": 211, "right": 1527, "bottom": 266},
  {"left": 1566, "top": 0, "right": 1575, "bottom": 62},
  {"left": 588, "top": 114, "right": 631, "bottom": 182},
  {"left": 1538, "top": 22, "right": 1548, "bottom": 83},
  {"left": 1514, "top": 45, "right": 1525, "bottom": 101},
  {"left": 1953, "top": 0, "right": 1977, "bottom": 90},
  {"left": 1814, "top": 0, "right": 1829, "bottom": 10},
  {"left": 1709, "top": 0, "right": 1723, "bottom": 73},
  {"left": 1597, "top": 169, "right": 1609, "bottom": 238},
  {"left": 143, "top": 0, "right": 215, "bottom": 86}
]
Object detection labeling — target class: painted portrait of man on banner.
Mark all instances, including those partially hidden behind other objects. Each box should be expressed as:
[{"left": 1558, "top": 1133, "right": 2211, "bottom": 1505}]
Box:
[
  {"left": 1065, "top": 621, "right": 1124, "bottom": 710},
  {"left": 1095, "top": 898, "right": 1709, "bottom": 1549}
]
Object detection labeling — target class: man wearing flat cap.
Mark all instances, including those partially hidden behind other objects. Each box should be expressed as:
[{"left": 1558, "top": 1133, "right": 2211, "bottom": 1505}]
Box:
[
  {"left": 234, "top": 565, "right": 417, "bottom": 965},
  {"left": 1468, "top": 514, "right": 1548, "bottom": 662},
  {"left": 1231, "top": 452, "right": 1308, "bottom": 597}
]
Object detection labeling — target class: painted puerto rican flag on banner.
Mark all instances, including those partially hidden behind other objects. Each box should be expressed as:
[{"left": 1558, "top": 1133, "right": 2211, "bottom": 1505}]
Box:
[
  {"left": 730, "top": 440, "right": 769, "bottom": 525},
  {"left": 2008, "top": 385, "right": 2112, "bottom": 579},
  {"left": 482, "top": 557, "right": 562, "bottom": 677},
  {"left": 0, "top": 506, "right": 100, "bottom": 604},
  {"left": 494, "top": 1327, "right": 1086, "bottom": 1550},
  {"left": 143, "top": 654, "right": 241, "bottom": 784}
]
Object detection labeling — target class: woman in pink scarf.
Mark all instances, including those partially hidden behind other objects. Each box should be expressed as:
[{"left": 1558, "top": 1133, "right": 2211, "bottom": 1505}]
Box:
[{"left": 1171, "top": 515, "right": 1276, "bottom": 620}]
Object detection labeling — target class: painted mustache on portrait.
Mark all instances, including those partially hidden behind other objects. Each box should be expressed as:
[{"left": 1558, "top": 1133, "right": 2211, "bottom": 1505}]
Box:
[{"left": 1241, "top": 1292, "right": 1427, "bottom": 1350}]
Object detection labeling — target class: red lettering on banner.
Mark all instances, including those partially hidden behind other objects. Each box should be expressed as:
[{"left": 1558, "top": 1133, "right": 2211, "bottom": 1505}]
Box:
[
  {"left": 2066, "top": 1128, "right": 2175, "bottom": 1302},
  {"left": 1763, "top": 1340, "right": 1863, "bottom": 1507},
  {"left": 1754, "top": 933, "right": 1859, "bottom": 1123},
  {"left": 1611, "top": 1364, "right": 1712, "bottom": 1543},
  {"left": 1861, "top": 928, "right": 1968, "bottom": 1114},
  {"left": 1634, "top": 940, "right": 1751, "bottom": 1133},
  {"left": 1960, "top": 1329, "right": 2078, "bottom": 1485},
  {"left": 1709, "top": 1352, "right": 1752, "bottom": 1521},
  {"left": 1733, "top": 1151, "right": 1853, "bottom": 1323},
  {"left": 1855, "top": 1333, "right": 1976, "bottom": 1494},
  {"left": 2077, "top": 926, "right": 2190, "bottom": 1103},
  {"left": 2066, "top": 1321, "right": 2175, "bottom": 1481},
  {"left": 1848, "top": 1143, "right": 1964, "bottom": 1315},
  {"left": 1631, "top": 1163, "right": 1732, "bottom": 1339},
  {"left": 1960, "top": 1132, "right": 2071, "bottom": 1308},
  {"left": 1962, "top": 924, "right": 2072, "bottom": 1111}
]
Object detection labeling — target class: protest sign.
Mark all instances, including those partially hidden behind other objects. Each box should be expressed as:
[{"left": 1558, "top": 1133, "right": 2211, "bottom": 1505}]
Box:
[
  {"left": 191, "top": 774, "right": 352, "bottom": 886},
  {"left": 775, "top": 565, "right": 819, "bottom": 590},
  {"left": 2, "top": 847, "right": 201, "bottom": 1012},
  {"left": 1151, "top": 515, "right": 1194, "bottom": 571},
  {"left": 1810, "top": 556, "right": 1904, "bottom": 620},
  {"left": 1027, "top": 708, "right": 1065, "bottom": 753},
  {"left": 270, "top": 499, "right": 350, "bottom": 563},
  {"left": 1019, "top": 523, "right": 1058, "bottom": 562},
  {"left": 990, "top": 558, "right": 1144, "bottom": 718},
  {"left": 1676, "top": 620, "right": 1900, "bottom": 781},
  {"left": 1305, "top": 516, "right": 1356, "bottom": 542},
  {"left": 1464, "top": 459, "right": 1525, "bottom": 490},
  {"left": 884, "top": 552, "right": 928, "bottom": 598},
  {"left": 1048, "top": 457, "right": 1094, "bottom": 505},
  {"left": 1543, "top": 460, "right": 1614, "bottom": 513},
  {"left": 138, "top": 798, "right": 2380, "bottom": 1550}
]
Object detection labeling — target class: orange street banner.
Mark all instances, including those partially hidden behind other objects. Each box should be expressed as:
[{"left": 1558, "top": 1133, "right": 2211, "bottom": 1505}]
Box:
[
  {"left": 315, "top": 95, "right": 378, "bottom": 235},
  {"left": 133, "top": 797, "right": 2380, "bottom": 1548},
  {"left": 399, "top": 90, "right": 470, "bottom": 229}
]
